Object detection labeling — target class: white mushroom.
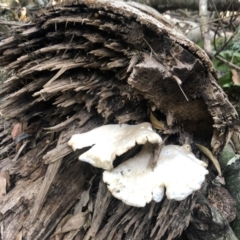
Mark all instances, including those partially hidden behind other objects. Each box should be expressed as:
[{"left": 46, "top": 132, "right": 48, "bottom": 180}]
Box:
[
  {"left": 68, "top": 122, "right": 162, "bottom": 170},
  {"left": 158, "top": 144, "right": 208, "bottom": 201},
  {"left": 103, "top": 144, "right": 208, "bottom": 207},
  {"left": 103, "top": 144, "right": 163, "bottom": 207}
]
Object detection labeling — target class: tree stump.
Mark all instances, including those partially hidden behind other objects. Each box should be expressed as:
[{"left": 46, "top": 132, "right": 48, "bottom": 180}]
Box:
[{"left": 0, "top": 0, "right": 238, "bottom": 239}]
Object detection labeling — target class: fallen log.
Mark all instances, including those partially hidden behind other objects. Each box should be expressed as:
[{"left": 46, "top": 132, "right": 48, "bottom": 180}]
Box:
[{"left": 0, "top": 0, "right": 238, "bottom": 239}]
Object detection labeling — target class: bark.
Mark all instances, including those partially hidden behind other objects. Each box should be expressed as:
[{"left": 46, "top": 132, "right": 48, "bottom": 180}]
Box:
[
  {"left": 199, "top": 0, "right": 212, "bottom": 56},
  {"left": 219, "top": 133, "right": 240, "bottom": 239},
  {"left": 125, "top": 0, "right": 240, "bottom": 12},
  {"left": 0, "top": 0, "right": 238, "bottom": 239},
  {"left": 187, "top": 199, "right": 238, "bottom": 240},
  {"left": 223, "top": 160, "right": 240, "bottom": 239}
]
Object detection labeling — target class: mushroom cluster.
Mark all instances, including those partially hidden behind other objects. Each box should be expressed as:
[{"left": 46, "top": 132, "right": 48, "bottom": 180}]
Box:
[{"left": 68, "top": 123, "right": 208, "bottom": 207}]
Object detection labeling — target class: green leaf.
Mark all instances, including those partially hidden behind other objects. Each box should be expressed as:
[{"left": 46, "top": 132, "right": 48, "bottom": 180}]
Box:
[{"left": 218, "top": 72, "right": 232, "bottom": 87}]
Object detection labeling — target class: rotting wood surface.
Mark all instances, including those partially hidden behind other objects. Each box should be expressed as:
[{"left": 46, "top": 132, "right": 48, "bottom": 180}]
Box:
[{"left": 0, "top": 0, "right": 238, "bottom": 239}]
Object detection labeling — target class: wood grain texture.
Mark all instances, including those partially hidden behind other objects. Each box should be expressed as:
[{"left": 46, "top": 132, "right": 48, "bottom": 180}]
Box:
[{"left": 0, "top": 0, "right": 238, "bottom": 239}]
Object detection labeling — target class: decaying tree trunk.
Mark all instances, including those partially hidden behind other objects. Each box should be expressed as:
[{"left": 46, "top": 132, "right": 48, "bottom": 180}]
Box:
[{"left": 0, "top": 0, "right": 239, "bottom": 239}]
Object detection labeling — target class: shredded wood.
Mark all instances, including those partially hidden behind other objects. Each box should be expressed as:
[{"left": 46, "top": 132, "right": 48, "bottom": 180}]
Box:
[{"left": 0, "top": 0, "right": 238, "bottom": 239}]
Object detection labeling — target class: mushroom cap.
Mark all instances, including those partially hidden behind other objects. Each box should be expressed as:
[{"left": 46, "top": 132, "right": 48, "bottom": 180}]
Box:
[
  {"left": 159, "top": 145, "right": 208, "bottom": 201},
  {"left": 103, "top": 144, "right": 162, "bottom": 207},
  {"left": 103, "top": 144, "right": 208, "bottom": 207},
  {"left": 68, "top": 122, "right": 162, "bottom": 170}
]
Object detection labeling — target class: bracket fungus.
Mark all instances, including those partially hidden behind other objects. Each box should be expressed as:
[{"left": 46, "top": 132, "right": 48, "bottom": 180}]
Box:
[
  {"left": 103, "top": 144, "right": 208, "bottom": 207},
  {"left": 68, "top": 122, "right": 162, "bottom": 170},
  {"left": 69, "top": 122, "right": 208, "bottom": 207}
]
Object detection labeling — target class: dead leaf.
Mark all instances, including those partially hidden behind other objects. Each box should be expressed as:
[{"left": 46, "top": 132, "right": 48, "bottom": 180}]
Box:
[
  {"left": 18, "top": 7, "right": 29, "bottom": 22},
  {"left": 212, "top": 175, "right": 225, "bottom": 186},
  {"left": 74, "top": 176, "right": 94, "bottom": 214},
  {"left": 150, "top": 112, "right": 165, "bottom": 131},
  {"left": 231, "top": 69, "right": 240, "bottom": 85},
  {"left": 54, "top": 212, "right": 88, "bottom": 235},
  {"left": 54, "top": 214, "right": 72, "bottom": 240},
  {"left": 12, "top": 122, "right": 29, "bottom": 152},
  {"left": 11, "top": 122, "right": 22, "bottom": 140},
  {"left": 53, "top": 178, "right": 94, "bottom": 237},
  {"left": 196, "top": 143, "right": 222, "bottom": 176},
  {"left": 74, "top": 190, "right": 90, "bottom": 214},
  {"left": 0, "top": 171, "right": 10, "bottom": 198}
]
